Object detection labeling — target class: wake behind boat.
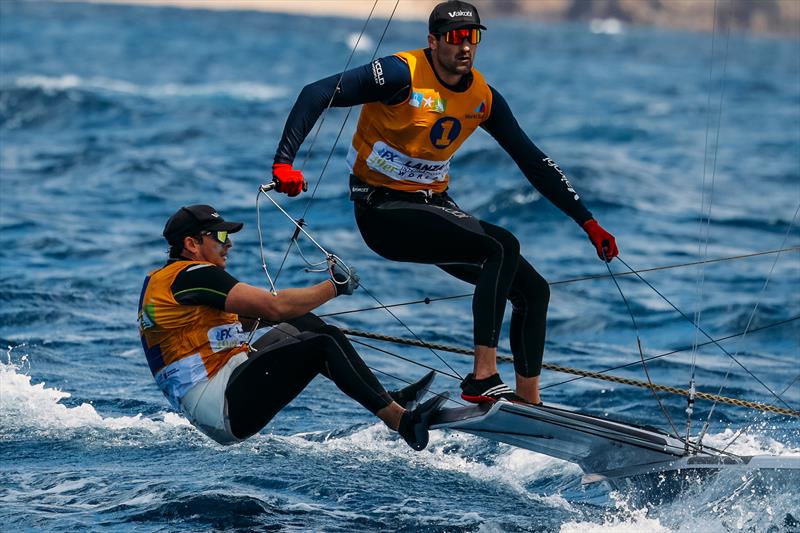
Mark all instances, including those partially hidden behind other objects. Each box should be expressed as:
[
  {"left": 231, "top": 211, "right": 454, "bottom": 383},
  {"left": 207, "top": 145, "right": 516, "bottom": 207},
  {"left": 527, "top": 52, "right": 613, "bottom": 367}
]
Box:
[{"left": 432, "top": 400, "right": 800, "bottom": 504}]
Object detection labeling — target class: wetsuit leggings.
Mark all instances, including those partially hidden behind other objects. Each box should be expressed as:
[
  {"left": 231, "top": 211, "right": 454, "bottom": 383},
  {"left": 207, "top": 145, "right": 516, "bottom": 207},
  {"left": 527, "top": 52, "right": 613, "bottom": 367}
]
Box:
[
  {"left": 355, "top": 196, "right": 550, "bottom": 378},
  {"left": 225, "top": 313, "right": 393, "bottom": 440}
]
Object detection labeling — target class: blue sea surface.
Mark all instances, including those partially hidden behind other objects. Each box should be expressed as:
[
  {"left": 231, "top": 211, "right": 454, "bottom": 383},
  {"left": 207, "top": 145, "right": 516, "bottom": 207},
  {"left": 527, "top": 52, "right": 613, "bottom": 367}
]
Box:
[{"left": 1, "top": 1, "right": 799, "bottom": 531}]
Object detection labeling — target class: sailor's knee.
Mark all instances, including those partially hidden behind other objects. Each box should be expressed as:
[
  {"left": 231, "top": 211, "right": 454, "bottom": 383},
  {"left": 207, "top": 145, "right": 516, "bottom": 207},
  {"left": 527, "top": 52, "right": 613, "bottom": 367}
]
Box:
[
  {"left": 511, "top": 270, "right": 550, "bottom": 310},
  {"left": 485, "top": 227, "right": 519, "bottom": 261},
  {"left": 500, "top": 230, "right": 520, "bottom": 258},
  {"left": 315, "top": 324, "right": 349, "bottom": 347},
  {"left": 287, "top": 312, "right": 327, "bottom": 333},
  {"left": 538, "top": 277, "right": 551, "bottom": 304}
]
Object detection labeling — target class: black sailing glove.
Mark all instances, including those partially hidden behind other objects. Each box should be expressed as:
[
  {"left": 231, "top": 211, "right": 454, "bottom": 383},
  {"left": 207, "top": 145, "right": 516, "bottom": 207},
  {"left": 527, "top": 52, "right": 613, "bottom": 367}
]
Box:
[{"left": 329, "top": 261, "right": 359, "bottom": 296}]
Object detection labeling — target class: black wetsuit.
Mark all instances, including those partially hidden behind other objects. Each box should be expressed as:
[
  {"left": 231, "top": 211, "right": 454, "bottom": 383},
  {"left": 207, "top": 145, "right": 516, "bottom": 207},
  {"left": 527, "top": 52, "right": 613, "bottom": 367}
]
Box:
[
  {"left": 170, "top": 260, "right": 392, "bottom": 439},
  {"left": 273, "top": 51, "right": 594, "bottom": 378}
]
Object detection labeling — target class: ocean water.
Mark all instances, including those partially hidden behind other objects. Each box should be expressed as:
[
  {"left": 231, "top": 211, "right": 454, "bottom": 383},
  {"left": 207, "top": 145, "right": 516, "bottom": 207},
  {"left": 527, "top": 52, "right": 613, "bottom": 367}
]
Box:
[{"left": 1, "top": 1, "right": 799, "bottom": 531}]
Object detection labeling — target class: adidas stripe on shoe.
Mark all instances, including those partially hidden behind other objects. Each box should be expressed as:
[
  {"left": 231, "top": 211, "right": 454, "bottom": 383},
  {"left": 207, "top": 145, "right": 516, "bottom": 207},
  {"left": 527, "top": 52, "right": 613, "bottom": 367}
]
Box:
[{"left": 460, "top": 373, "right": 531, "bottom": 405}]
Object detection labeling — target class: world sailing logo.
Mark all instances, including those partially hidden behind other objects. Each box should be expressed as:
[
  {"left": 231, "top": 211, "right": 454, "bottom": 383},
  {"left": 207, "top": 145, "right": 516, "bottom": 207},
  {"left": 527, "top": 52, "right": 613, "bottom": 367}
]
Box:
[{"left": 466, "top": 99, "right": 486, "bottom": 119}]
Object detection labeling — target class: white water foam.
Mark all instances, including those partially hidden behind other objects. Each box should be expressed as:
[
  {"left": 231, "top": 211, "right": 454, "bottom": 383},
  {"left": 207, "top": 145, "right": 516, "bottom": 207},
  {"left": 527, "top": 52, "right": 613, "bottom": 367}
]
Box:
[
  {"left": 0, "top": 347, "right": 190, "bottom": 437},
  {"left": 561, "top": 497, "right": 673, "bottom": 533},
  {"left": 13, "top": 74, "right": 287, "bottom": 101},
  {"left": 558, "top": 425, "right": 800, "bottom": 532},
  {"left": 702, "top": 426, "right": 800, "bottom": 456},
  {"left": 277, "top": 422, "right": 579, "bottom": 511},
  {"left": 275, "top": 415, "right": 799, "bottom": 531}
]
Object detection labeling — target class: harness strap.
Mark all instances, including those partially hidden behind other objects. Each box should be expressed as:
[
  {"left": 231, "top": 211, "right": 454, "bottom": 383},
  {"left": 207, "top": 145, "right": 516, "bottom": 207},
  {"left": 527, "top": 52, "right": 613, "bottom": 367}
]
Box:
[{"left": 349, "top": 174, "right": 452, "bottom": 206}]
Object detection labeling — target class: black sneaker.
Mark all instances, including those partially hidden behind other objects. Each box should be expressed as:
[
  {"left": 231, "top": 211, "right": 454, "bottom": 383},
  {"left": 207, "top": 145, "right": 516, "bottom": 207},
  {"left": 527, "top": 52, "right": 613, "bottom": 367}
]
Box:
[
  {"left": 460, "top": 373, "right": 530, "bottom": 404},
  {"left": 398, "top": 392, "right": 449, "bottom": 451},
  {"left": 388, "top": 370, "right": 436, "bottom": 410}
]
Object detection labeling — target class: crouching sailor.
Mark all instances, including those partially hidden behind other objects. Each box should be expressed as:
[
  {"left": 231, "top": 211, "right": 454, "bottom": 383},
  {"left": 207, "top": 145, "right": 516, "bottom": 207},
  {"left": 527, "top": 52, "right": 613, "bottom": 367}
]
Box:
[{"left": 138, "top": 204, "right": 445, "bottom": 450}]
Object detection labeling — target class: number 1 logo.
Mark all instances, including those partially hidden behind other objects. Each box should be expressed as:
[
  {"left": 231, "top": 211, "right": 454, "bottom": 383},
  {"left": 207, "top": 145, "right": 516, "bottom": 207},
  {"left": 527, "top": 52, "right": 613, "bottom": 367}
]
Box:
[{"left": 430, "top": 117, "right": 462, "bottom": 149}]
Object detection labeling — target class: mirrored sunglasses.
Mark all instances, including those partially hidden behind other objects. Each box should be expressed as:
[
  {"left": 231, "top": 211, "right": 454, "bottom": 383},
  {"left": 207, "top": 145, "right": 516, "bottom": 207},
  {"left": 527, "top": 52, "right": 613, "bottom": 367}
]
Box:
[
  {"left": 202, "top": 230, "right": 230, "bottom": 245},
  {"left": 442, "top": 28, "right": 481, "bottom": 45}
]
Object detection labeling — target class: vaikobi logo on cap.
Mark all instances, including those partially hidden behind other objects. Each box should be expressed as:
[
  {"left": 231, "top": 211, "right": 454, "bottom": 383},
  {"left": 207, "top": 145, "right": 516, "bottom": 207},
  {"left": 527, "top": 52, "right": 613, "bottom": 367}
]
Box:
[{"left": 449, "top": 10, "right": 472, "bottom": 17}]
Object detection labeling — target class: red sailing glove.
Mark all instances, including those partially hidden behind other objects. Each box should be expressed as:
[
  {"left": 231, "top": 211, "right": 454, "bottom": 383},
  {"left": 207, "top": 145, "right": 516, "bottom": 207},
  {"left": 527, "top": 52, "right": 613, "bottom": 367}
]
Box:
[
  {"left": 582, "top": 219, "right": 619, "bottom": 262},
  {"left": 272, "top": 163, "right": 305, "bottom": 197}
]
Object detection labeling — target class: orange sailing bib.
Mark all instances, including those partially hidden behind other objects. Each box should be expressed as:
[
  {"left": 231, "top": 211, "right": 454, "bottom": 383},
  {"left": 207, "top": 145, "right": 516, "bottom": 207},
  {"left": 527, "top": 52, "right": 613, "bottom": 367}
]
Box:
[
  {"left": 138, "top": 261, "right": 248, "bottom": 407},
  {"left": 348, "top": 49, "right": 493, "bottom": 193}
]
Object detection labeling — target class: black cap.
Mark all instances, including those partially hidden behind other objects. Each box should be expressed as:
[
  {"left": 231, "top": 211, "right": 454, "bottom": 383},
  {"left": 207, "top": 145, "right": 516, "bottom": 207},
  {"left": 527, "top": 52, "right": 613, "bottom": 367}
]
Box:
[
  {"left": 163, "top": 205, "right": 243, "bottom": 246},
  {"left": 429, "top": 1, "right": 486, "bottom": 34}
]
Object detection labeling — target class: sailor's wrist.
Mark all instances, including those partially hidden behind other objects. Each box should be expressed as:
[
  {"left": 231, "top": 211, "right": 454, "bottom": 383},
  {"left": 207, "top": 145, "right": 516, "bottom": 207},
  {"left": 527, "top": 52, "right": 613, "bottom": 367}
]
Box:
[{"left": 326, "top": 279, "right": 338, "bottom": 298}]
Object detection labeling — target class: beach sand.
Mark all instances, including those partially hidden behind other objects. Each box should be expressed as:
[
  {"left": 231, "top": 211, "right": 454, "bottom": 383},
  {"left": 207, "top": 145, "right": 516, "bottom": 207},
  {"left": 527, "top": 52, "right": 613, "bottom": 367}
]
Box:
[
  {"left": 62, "top": 0, "right": 800, "bottom": 37},
  {"left": 83, "top": 0, "right": 438, "bottom": 20}
]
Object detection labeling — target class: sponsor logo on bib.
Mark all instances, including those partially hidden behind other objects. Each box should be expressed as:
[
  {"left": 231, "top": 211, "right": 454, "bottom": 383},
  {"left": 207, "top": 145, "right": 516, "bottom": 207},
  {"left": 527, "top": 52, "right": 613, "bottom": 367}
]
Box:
[
  {"left": 409, "top": 89, "right": 446, "bottom": 113},
  {"left": 365, "top": 141, "right": 450, "bottom": 184},
  {"left": 207, "top": 322, "right": 246, "bottom": 352}
]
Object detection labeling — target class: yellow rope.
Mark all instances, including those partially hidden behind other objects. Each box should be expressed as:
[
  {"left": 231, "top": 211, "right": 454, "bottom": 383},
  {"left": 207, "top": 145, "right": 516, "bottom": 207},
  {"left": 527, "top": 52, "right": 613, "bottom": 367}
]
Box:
[{"left": 341, "top": 328, "right": 800, "bottom": 418}]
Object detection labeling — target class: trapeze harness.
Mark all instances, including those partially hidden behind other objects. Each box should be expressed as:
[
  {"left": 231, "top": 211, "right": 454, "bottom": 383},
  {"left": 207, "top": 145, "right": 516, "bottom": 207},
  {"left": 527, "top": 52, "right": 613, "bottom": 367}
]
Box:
[
  {"left": 274, "top": 48, "right": 594, "bottom": 377},
  {"left": 138, "top": 259, "right": 392, "bottom": 443}
]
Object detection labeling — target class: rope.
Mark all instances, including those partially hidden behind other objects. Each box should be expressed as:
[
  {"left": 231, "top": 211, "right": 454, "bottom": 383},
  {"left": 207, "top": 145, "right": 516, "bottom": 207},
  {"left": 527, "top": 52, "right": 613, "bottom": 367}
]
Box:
[
  {"left": 603, "top": 253, "right": 681, "bottom": 437},
  {"left": 616, "top": 257, "right": 796, "bottom": 411},
  {"left": 697, "top": 201, "right": 800, "bottom": 445},
  {"left": 543, "top": 314, "right": 800, "bottom": 389},
  {"left": 338, "top": 327, "right": 800, "bottom": 418},
  {"left": 272, "top": 0, "right": 399, "bottom": 285},
  {"left": 687, "top": 0, "right": 724, "bottom": 445},
  {"left": 317, "top": 246, "right": 800, "bottom": 319}
]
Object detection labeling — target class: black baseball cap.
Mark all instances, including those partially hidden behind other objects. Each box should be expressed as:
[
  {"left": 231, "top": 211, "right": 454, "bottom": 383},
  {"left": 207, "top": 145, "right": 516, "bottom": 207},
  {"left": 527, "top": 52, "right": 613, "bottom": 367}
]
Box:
[
  {"left": 429, "top": 1, "right": 486, "bottom": 34},
  {"left": 163, "top": 205, "right": 243, "bottom": 246}
]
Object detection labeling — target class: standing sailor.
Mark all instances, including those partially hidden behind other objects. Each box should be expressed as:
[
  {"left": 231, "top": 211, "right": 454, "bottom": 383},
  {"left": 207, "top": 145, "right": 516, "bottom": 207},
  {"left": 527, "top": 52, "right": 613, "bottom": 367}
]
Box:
[
  {"left": 138, "top": 204, "right": 444, "bottom": 450},
  {"left": 270, "top": 1, "right": 618, "bottom": 405}
]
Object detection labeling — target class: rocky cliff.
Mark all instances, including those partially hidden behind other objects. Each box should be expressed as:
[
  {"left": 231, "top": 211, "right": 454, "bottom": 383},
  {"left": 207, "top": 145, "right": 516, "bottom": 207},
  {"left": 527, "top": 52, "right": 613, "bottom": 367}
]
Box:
[{"left": 479, "top": 0, "right": 799, "bottom": 37}]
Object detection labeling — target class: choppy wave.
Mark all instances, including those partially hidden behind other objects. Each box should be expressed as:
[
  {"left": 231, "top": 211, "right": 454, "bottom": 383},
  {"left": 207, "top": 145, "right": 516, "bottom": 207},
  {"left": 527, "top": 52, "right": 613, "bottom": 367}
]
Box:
[
  {"left": 0, "top": 355, "right": 189, "bottom": 437},
  {"left": 12, "top": 74, "right": 286, "bottom": 101},
  {"left": 2, "top": 2, "right": 798, "bottom": 531},
  {"left": 3, "top": 345, "right": 799, "bottom": 531}
]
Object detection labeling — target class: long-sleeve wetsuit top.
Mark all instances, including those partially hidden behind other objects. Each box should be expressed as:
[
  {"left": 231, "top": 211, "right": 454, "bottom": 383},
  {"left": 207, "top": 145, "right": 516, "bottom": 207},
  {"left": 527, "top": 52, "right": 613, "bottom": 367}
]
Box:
[{"left": 273, "top": 50, "right": 593, "bottom": 225}]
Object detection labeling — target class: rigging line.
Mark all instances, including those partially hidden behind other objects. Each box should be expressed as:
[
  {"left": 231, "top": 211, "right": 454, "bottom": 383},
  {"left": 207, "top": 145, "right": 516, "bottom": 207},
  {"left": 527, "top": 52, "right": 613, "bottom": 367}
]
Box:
[
  {"left": 298, "top": 0, "right": 401, "bottom": 222},
  {"left": 294, "top": 0, "right": 380, "bottom": 177},
  {"left": 602, "top": 255, "right": 682, "bottom": 437},
  {"left": 347, "top": 336, "right": 462, "bottom": 381},
  {"left": 338, "top": 328, "right": 800, "bottom": 417},
  {"left": 720, "top": 372, "right": 800, "bottom": 454},
  {"left": 541, "top": 314, "right": 800, "bottom": 390},
  {"left": 256, "top": 190, "right": 279, "bottom": 293},
  {"left": 718, "top": 427, "right": 748, "bottom": 454},
  {"left": 257, "top": 185, "right": 466, "bottom": 380},
  {"left": 779, "top": 374, "right": 800, "bottom": 397},
  {"left": 316, "top": 246, "right": 800, "bottom": 318},
  {"left": 688, "top": 1, "right": 730, "bottom": 446},
  {"left": 693, "top": 10, "right": 732, "bottom": 366},
  {"left": 697, "top": 202, "right": 800, "bottom": 446},
  {"left": 692, "top": 0, "right": 724, "bottom": 370},
  {"left": 257, "top": 189, "right": 296, "bottom": 289},
  {"left": 616, "top": 255, "right": 796, "bottom": 412},
  {"left": 368, "top": 364, "right": 467, "bottom": 407},
  {"left": 260, "top": 189, "right": 332, "bottom": 256},
  {"left": 351, "top": 281, "right": 465, "bottom": 380},
  {"left": 269, "top": 0, "right": 380, "bottom": 285},
  {"left": 272, "top": 0, "right": 400, "bottom": 287}
]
